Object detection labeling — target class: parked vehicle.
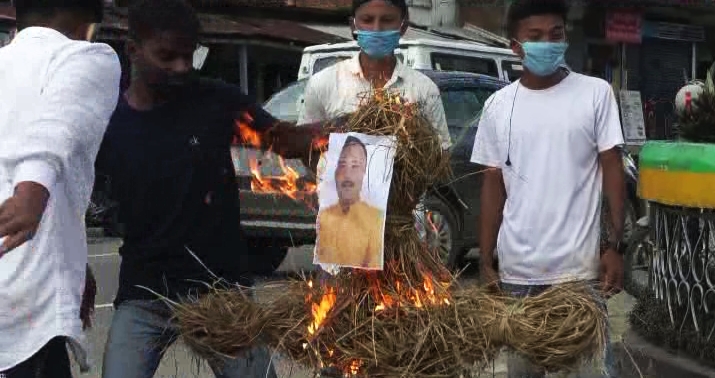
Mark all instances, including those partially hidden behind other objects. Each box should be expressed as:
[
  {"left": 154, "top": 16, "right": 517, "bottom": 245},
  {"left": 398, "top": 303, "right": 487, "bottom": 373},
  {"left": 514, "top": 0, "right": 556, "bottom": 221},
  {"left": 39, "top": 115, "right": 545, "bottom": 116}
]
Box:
[
  {"left": 237, "top": 70, "right": 643, "bottom": 272},
  {"left": 86, "top": 174, "right": 123, "bottom": 237},
  {"left": 623, "top": 209, "right": 652, "bottom": 299},
  {"left": 298, "top": 39, "right": 523, "bottom": 82}
]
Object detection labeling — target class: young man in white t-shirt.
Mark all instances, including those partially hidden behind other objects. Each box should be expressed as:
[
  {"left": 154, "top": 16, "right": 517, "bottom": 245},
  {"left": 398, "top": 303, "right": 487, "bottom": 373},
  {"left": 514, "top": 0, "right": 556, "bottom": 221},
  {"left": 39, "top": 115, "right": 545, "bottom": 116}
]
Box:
[{"left": 470, "top": 1, "right": 625, "bottom": 377}]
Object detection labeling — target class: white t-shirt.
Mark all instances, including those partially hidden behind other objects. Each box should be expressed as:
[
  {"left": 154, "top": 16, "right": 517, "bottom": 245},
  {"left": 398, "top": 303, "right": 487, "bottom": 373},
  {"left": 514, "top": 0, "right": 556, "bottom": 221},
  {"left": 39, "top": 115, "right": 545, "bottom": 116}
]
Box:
[{"left": 470, "top": 72, "right": 624, "bottom": 285}]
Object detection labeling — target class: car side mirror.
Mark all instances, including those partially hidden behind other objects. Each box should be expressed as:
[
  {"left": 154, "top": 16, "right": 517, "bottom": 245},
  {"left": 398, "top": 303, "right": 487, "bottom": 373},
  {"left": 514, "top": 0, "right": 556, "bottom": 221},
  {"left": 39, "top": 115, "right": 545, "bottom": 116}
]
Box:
[{"left": 193, "top": 44, "right": 209, "bottom": 70}]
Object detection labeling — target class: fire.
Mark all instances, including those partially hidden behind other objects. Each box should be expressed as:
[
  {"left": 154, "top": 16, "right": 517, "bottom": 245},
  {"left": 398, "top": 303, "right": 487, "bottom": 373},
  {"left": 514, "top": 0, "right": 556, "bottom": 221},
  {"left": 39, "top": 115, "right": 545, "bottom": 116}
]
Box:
[
  {"left": 235, "top": 112, "right": 322, "bottom": 205},
  {"left": 348, "top": 360, "right": 361, "bottom": 375},
  {"left": 237, "top": 122, "right": 261, "bottom": 149},
  {"left": 307, "top": 285, "right": 337, "bottom": 336},
  {"left": 303, "top": 272, "right": 450, "bottom": 375},
  {"left": 372, "top": 273, "right": 451, "bottom": 313}
]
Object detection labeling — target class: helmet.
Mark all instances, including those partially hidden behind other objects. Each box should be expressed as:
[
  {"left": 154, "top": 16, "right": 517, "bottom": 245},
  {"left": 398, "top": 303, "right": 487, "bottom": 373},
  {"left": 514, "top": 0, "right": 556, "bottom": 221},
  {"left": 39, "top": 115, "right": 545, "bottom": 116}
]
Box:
[{"left": 675, "top": 81, "right": 705, "bottom": 115}]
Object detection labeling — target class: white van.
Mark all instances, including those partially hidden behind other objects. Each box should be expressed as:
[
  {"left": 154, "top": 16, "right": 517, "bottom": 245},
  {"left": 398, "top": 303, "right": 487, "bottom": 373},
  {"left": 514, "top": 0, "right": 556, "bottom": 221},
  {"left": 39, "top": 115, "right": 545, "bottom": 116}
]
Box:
[{"left": 298, "top": 38, "right": 523, "bottom": 82}]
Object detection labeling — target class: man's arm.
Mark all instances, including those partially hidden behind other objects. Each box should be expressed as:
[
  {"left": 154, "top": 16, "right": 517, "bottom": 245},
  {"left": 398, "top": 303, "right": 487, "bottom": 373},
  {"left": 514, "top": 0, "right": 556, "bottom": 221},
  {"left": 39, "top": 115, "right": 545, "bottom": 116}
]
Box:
[
  {"left": 423, "top": 82, "right": 452, "bottom": 150},
  {"left": 600, "top": 149, "right": 625, "bottom": 242},
  {"left": 0, "top": 44, "right": 120, "bottom": 254},
  {"left": 596, "top": 83, "right": 626, "bottom": 244},
  {"left": 468, "top": 94, "right": 503, "bottom": 285},
  {"left": 479, "top": 170, "right": 505, "bottom": 271},
  {"left": 224, "top": 81, "right": 326, "bottom": 162},
  {"left": 595, "top": 82, "right": 626, "bottom": 296}
]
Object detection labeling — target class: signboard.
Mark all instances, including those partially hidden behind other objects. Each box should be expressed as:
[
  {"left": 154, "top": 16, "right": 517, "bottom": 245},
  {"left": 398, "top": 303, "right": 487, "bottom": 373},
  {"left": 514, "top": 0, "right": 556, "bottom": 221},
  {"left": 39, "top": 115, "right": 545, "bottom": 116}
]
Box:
[
  {"left": 606, "top": 11, "right": 642, "bottom": 44},
  {"left": 619, "top": 90, "right": 647, "bottom": 146}
]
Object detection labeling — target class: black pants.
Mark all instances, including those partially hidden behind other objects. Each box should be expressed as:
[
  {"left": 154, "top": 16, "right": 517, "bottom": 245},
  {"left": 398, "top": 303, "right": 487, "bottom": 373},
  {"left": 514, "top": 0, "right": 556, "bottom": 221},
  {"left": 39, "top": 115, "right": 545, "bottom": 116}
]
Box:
[{"left": 0, "top": 337, "right": 72, "bottom": 378}]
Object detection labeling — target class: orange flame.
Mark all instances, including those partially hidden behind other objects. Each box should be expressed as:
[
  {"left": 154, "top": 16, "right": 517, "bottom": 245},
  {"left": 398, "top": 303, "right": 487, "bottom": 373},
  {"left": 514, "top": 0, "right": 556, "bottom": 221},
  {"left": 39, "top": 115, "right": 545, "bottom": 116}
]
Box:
[
  {"left": 304, "top": 270, "right": 450, "bottom": 375},
  {"left": 371, "top": 273, "right": 450, "bottom": 312},
  {"left": 348, "top": 360, "right": 361, "bottom": 375},
  {"left": 307, "top": 285, "right": 337, "bottom": 336},
  {"left": 237, "top": 112, "right": 262, "bottom": 148},
  {"left": 235, "top": 112, "right": 320, "bottom": 205}
]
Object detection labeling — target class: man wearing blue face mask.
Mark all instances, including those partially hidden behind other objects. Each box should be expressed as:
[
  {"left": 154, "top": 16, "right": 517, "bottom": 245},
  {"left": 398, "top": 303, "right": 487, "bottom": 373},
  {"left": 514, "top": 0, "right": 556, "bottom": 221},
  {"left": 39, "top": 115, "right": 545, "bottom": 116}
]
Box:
[
  {"left": 471, "top": 1, "right": 625, "bottom": 377},
  {"left": 299, "top": 0, "right": 451, "bottom": 276},
  {"left": 300, "top": 0, "right": 449, "bottom": 148}
]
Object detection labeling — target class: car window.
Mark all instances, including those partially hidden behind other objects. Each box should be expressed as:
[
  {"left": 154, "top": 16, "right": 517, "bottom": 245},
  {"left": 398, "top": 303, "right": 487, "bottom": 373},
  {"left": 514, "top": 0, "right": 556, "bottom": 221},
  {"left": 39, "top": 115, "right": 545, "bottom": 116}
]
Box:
[
  {"left": 431, "top": 53, "right": 499, "bottom": 77},
  {"left": 502, "top": 60, "right": 523, "bottom": 82},
  {"left": 0, "top": 31, "right": 10, "bottom": 47},
  {"left": 440, "top": 88, "right": 495, "bottom": 127},
  {"left": 313, "top": 56, "right": 350, "bottom": 75},
  {"left": 263, "top": 80, "right": 308, "bottom": 122}
]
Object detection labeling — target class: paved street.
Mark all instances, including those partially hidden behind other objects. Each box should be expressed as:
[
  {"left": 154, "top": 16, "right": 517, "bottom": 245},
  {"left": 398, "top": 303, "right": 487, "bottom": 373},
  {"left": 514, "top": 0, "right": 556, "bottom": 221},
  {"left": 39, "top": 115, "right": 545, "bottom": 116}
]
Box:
[{"left": 73, "top": 231, "right": 635, "bottom": 378}]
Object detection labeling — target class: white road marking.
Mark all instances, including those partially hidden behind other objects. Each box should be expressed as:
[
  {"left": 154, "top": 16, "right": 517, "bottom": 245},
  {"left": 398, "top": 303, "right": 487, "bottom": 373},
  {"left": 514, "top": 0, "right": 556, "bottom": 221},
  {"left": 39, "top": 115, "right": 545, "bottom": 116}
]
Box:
[
  {"left": 240, "top": 220, "right": 315, "bottom": 230},
  {"left": 88, "top": 253, "right": 119, "bottom": 258},
  {"left": 95, "top": 303, "right": 113, "bottom": 309}
]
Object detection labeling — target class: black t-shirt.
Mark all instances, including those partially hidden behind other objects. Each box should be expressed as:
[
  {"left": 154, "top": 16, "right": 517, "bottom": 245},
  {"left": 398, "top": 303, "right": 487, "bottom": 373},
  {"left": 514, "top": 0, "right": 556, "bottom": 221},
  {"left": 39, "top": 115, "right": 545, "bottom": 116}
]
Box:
[{"left": 96, "top": 78, "right": 276, "bottom": 306}]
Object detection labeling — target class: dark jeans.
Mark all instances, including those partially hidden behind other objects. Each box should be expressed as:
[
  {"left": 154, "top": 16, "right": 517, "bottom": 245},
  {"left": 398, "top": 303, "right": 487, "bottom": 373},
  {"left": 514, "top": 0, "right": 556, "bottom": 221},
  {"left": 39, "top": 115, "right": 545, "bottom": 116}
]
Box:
[
  {"left": 102, "top": 299, "right": 277, "bottom": 378},
  {"left": 499, "top": 281, "right": 617, "bottom": 378},
  {"left": 0, "top": 337, "right": 72, "bottom": 378}
]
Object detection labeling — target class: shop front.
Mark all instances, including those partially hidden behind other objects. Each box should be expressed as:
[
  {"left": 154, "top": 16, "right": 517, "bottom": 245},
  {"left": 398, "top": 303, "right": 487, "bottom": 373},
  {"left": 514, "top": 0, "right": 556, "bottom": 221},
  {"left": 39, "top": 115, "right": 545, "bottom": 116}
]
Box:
[{"left": 576, "top": 4, "right": 712, "bottom": 151}]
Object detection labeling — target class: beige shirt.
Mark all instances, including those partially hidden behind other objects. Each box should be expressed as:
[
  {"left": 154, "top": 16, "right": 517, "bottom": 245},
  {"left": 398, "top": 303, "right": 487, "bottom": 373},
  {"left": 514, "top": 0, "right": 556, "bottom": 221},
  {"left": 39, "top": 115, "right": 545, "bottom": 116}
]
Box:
[
  {"left": 316, "top": 201, "right": 384, "bottom": 269},
  {"left": 298, "top": 54, "right": 452, "bottom": 149}
]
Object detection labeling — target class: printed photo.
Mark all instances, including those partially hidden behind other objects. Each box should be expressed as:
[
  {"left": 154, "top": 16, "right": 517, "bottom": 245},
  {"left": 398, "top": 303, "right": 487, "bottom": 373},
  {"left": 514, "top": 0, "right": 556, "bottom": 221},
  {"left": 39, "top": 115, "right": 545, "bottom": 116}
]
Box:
[{"left": 314, "top": 132, "right": 396, "bottom": 270}]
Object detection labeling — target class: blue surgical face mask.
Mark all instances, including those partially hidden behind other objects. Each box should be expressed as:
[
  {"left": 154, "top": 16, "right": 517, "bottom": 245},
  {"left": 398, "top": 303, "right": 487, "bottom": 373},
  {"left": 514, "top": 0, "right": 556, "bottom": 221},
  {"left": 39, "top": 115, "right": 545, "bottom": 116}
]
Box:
[
  {"left": 355, "top": 28, "right": 401, "bottom": 59},
  {"left": 519, "top": 41, "right": 568, "bottom": 77}
]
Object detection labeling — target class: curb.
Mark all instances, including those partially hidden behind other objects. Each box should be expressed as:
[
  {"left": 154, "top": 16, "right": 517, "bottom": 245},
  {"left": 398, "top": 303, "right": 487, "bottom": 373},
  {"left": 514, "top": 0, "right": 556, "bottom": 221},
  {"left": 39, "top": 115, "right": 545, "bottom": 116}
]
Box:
[{"left": 615, "top": 329, "right": 715, "bottom": 378}]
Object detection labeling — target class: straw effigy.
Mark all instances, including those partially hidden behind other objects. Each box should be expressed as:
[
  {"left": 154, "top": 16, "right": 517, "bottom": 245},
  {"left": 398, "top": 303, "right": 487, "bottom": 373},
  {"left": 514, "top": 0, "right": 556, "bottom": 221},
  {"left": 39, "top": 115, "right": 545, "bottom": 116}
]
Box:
[{"left": 170, "top": 89, "right": 609, "bottom": 377}]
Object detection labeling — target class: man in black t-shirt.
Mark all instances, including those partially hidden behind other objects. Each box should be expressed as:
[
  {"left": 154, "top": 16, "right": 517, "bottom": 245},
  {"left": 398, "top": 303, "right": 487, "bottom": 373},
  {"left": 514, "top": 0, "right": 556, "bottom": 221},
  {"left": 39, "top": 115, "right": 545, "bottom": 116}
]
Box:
[{"left": 98, "top": 1, "right": 325, "bottom": 377}]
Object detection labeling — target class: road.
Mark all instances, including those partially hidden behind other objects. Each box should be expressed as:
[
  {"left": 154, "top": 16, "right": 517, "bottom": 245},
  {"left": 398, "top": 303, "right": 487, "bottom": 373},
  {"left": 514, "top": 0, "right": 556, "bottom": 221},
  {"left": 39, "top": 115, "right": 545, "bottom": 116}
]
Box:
[
  {"left": 74, "top": 231, "right": 635, "bottom": 378},
  {"left": 79, "top": 232, "right": 322, "bottom": 378}
]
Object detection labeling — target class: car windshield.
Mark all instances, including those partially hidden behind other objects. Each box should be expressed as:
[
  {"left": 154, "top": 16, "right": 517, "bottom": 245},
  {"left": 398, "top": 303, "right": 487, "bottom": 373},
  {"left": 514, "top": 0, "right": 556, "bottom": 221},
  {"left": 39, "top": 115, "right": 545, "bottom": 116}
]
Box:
[
  {"left": 263, "top": 80, "right": 308, "bottom": 122},
  {"left": 263, "top": 76, "right": 500, "bottom": 127},
  {"left": 440, "top": 87, "right": 495, "bottom": 127}
]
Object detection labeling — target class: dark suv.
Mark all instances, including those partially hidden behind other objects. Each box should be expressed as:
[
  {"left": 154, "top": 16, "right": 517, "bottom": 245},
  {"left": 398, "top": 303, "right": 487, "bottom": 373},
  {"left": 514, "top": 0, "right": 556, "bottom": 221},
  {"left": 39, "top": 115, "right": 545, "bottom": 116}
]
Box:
[{"left": 236, "top": 70, "right": 641, "bottom": 273}]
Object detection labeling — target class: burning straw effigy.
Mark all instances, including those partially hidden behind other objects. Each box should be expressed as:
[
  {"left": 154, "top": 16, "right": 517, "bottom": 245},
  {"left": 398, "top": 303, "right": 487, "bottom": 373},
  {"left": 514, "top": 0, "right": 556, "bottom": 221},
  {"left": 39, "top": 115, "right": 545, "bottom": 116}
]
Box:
[{"left": 170, "top": 90, "right": 608, "bottom": 377}]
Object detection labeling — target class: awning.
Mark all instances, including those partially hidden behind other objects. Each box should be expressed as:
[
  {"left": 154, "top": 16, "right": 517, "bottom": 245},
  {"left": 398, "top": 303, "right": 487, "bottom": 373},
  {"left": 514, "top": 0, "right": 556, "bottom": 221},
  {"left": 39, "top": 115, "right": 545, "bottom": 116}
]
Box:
[{"left": 100, "top": 8, "right": 348, "bottom": 46}]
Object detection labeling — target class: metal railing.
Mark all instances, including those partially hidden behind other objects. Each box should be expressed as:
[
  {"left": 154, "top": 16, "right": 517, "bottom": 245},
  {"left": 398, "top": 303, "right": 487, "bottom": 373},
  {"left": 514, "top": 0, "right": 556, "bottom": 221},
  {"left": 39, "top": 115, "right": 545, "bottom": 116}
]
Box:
[{"left": 649, "top": 203, "right": 715, "bottom": 339}]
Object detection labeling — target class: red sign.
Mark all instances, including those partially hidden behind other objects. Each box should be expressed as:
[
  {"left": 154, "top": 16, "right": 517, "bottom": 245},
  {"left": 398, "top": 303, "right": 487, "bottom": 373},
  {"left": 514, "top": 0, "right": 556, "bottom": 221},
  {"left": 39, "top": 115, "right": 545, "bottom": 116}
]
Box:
[{"left": 605, "top": 11, "right": 642, "bottom": 44}]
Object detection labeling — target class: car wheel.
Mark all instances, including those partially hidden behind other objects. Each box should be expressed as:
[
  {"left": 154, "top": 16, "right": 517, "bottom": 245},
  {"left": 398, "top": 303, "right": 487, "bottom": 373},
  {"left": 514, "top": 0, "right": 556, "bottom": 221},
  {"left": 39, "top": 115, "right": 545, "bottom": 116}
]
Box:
[
  {"left": 623, "top": 225, "right": 652, "bottom": 299},
  {"left": 424, "top": 198, "right": 464, "bottom": 269}
]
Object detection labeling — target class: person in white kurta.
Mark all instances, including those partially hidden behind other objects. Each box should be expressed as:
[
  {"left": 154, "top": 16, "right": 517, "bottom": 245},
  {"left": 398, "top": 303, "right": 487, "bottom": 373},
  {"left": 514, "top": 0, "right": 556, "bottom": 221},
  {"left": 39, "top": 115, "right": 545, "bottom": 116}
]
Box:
[
  {"left": 0, "top": 1, "right": 121, "bottom": 376},
  {"left": 299, "top": 0, "right": 451, "bottom": 275}
]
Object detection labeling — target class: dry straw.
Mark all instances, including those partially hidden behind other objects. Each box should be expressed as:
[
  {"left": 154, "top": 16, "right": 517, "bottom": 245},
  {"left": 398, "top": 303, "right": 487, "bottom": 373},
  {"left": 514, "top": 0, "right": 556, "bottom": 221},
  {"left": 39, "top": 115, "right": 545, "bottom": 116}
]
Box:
[{"left": 171, "top": 89, "right": 608, "bottom": 377}]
